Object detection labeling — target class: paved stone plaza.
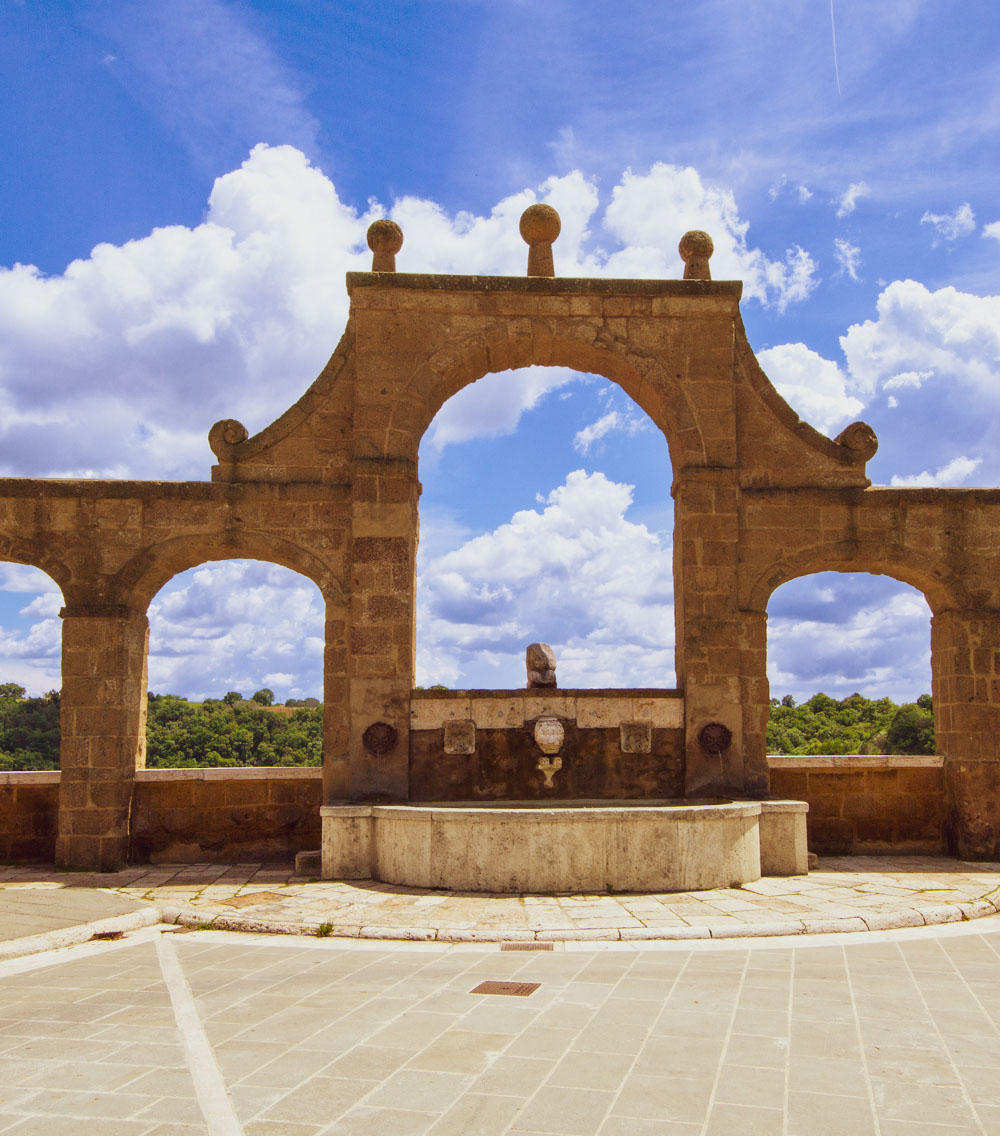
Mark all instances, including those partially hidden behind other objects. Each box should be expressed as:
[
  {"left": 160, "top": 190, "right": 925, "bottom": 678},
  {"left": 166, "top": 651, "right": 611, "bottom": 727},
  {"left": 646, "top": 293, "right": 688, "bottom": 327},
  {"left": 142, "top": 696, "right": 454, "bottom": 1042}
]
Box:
[{"left": 4, "top": 915, "right": 1000, "bottom": 1133}]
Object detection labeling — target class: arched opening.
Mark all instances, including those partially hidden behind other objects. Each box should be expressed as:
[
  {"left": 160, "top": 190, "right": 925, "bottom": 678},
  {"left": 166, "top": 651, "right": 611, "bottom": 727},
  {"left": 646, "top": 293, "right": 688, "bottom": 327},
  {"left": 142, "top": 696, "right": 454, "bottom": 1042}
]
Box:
[
  {"left": 415, "top": 366, "right": 676, "bottom": 689},
  {"left": 0, "top": 563, "right": 64, "bottom": 771},
  {"left": 766, "top": 571, "right": 933, "bottom": 755},
  {"left": 144, "top": 558, "right": 324, "bottom": 767}
]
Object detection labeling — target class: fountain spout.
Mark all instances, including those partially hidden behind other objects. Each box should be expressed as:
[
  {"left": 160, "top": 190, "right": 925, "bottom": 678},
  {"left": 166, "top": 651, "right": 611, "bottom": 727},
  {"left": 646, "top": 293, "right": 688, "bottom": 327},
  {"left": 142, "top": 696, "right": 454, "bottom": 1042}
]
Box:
[{"left": 533, "top": 716, "right": 565, "bottom": 791}]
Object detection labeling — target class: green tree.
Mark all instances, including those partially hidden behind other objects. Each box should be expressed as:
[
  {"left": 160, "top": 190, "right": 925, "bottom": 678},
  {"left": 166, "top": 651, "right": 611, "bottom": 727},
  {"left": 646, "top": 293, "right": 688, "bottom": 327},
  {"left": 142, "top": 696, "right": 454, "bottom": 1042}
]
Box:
[
  {"left": 885, "top": 701, "right": 935, "bottom": 755},
  {"left": 251, "top": 688, "right": 274, "bottom": 706}
]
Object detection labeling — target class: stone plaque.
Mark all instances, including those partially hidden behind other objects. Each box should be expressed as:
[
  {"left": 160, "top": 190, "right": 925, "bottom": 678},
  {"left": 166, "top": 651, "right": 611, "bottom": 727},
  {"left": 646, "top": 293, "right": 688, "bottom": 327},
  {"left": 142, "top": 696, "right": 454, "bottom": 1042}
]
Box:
[
  {"left": 533, "top": 716, "right": 565, "bottom": 755},
  {"left": 620, "top": 720, "right": 652, "bottom": 754},
  {"left": 443, "top": 718, "right": 476, "bottom": 755}
]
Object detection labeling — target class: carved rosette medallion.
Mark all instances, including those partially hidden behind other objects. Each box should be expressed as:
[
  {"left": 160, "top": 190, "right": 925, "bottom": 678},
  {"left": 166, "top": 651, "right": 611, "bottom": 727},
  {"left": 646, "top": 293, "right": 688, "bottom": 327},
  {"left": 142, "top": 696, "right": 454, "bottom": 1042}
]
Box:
[
  {"left": 697, "top": 722, "right": 733, "bottom": 754},
  {"left": 533, "top": 716, "right": 565, "bottom": 755},
  {"left": 363, "top": 721, "right": 398, "bottom": 757}
]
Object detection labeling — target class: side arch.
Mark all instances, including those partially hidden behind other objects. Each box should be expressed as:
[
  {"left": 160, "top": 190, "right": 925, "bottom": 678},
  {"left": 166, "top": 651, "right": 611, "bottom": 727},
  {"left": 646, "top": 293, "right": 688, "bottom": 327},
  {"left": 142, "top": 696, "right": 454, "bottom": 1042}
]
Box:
[
  {"left": 745, "top": 540, "right": 970, "bottom": 616},
  {"left": 111, "top": 532, "right": 345, "bottom": 613},
  {"left": 0, "top": 537, "right": 72, "bottom": 606}
]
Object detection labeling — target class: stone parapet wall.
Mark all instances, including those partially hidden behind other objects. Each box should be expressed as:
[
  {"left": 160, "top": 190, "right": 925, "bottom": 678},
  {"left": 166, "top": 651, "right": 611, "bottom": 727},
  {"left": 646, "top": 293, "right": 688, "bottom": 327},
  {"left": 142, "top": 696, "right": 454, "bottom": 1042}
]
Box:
[
  {"left": 0, "top": 769, "right": 323, "bottom": 865},
  {"left": 768, "top": 755, "right": 945, "bottom": 854},
  {"left": 0, "top": 772, "right": 60, "bottom": 862},
  {"left": 0, "top": 758, "right": 947, "bottom": 864},
  {"left": 131, "top": 768, "right": 322, "bottom": 863}
]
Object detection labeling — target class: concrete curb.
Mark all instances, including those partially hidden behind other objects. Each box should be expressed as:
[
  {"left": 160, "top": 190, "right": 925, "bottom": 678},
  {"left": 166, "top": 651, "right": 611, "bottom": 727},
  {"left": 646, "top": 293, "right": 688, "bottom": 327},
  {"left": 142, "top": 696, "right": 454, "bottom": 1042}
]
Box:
[
  {"left": 3, "top": 897, "right": 998, "bottom": 957},
  {"left": 144, "top": 901, "right": 1000, "bottom": 944},
  {"left": 0, "top": 904, "right": 161, "bottom": 962}
]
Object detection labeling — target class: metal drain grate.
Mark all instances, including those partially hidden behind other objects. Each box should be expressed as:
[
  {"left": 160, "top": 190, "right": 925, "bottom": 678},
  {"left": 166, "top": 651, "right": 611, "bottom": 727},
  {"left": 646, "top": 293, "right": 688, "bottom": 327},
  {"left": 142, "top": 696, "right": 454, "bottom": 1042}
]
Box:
[
  {"left": 470, "top": 980, "right": 541, "bottom": 997},
  {"left": 500, "top": 942, "right": 554, "bottom": 951}
]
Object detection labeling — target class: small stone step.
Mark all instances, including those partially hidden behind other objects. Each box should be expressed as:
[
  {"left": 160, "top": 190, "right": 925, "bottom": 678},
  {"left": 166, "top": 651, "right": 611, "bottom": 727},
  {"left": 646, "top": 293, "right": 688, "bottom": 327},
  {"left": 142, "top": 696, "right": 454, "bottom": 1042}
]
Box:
[{"left": 294, "top": 849, "right": 321, "bottom": 876}]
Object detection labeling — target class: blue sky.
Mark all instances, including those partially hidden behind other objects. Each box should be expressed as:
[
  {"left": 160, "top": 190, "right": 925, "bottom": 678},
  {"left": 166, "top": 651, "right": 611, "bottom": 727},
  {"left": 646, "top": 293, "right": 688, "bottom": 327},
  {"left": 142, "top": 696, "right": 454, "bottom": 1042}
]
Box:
[{"left": 1, "top": 0, "right": 998, "bottom": 703}]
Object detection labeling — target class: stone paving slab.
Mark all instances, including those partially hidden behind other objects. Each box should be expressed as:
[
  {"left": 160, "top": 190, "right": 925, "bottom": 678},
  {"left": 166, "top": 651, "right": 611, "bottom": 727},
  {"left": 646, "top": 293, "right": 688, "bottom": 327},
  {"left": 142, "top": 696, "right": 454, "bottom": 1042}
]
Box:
[
  {"left": 2, "top": 856, "right": 1000, "bottom": 948},
  {"left": 4, "top": 919, "right": 1000, "bottom": 1133},
  {"left": 0, "top": 886, "right": 154, "bottom": 942}
]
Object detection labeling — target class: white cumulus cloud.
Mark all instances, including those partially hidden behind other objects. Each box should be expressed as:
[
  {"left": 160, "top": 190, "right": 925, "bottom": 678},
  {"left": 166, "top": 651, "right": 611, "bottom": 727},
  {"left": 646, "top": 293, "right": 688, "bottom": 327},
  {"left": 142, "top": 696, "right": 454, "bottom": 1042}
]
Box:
[
  {"left": 423, "top": 367, "right": 579, "bottom": 454},
  {"left": 416, "top": 470, "right": 674, "bottom": 689},
  {"left": 601, "top": 163, "right": 818, "bottom": 311},
  {"left": 756, "top": 343, "right": 864, "bottom": 435},
  {"left": 767, "top": 575, "right": 931, "bottom": 704},
  {"left": 889, "top": 455, "right": 982, "bottom": 488},
  {"left": 841, "top": 280, "right": 1000, "bottom": 400},
  {"left": 147, "top": 560, "right": 324, "bottom": 700}
]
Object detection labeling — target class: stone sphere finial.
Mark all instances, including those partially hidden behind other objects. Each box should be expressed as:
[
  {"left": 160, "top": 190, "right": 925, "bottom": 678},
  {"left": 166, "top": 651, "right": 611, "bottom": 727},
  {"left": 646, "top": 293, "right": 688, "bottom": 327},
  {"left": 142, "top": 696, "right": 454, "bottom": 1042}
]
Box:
[
  {"left": 367, "top": 219, "right": 403, "bottom": 272},
  {"left": 679, "top": 230, "right": 714, "bottom": 280},
  {"left": 519, "top": 203, "right": 561, "bottom": 277}
]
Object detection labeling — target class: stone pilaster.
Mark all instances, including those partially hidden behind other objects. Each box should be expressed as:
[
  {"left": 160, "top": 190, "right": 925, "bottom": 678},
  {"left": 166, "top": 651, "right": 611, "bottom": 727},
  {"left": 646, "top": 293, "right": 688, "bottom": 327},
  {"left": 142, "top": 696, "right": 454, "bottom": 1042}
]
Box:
[
  {"left": 321, "top": 595, "right": 350, "bottom": 802},
  {"left": 738, "top": 608, "right": 770, "bottom": 797},
  {"left": 55, "top": 604, "right": 148, "bottom": 871},
  {"left": 932, "top": 608, "right": 1000, "bottom": 858},
  {"left": 346, "top": 458, "right": 420, "bottom": 800},
  {"left": 674, "top": 468, "right": 748, "bottom": 797}
]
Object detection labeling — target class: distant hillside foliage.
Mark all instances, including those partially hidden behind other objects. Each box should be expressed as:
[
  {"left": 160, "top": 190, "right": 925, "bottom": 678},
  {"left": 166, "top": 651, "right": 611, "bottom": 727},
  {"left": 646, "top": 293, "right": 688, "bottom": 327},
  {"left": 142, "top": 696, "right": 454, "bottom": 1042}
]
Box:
[
  {"left": 0, "top": 687, "right": 934, "bottom": 770},
  {"left": 145, "top": 694, "right": 322, "bottom": 768},
  {"left": 0, "top": 687, "right": 323, "bottom": 771},
  {"left": 0, "top": 684, "right": 60, "bottom": 770},
  {"left": 767, "top": 692, "right": 935, "bottom": 756}
]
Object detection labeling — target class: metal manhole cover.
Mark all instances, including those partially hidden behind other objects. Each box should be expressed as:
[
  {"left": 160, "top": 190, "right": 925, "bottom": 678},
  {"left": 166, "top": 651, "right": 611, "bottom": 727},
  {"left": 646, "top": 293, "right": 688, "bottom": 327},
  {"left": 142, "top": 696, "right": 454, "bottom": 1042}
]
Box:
[
  {"left": 470, "top": 981, "right": 540, "bottom": 997},
  {"left": 222, "top": 891, "right": 285, "bottom": 909},
  {"left": 500, "top": 942, "right": 553, "bottom": 951}
]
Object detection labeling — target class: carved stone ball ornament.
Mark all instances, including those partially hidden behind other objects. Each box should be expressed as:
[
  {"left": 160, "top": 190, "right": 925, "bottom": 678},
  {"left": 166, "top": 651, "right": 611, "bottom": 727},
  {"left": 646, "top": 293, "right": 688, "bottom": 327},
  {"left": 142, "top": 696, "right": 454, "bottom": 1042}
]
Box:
[
  {"left": 678, "top": 230, "right": 714, "bottom": 280},
  {"left": 519, "top": 204, "right": 561, "bottom": 277},
  {"left": 362, "top": 721, "right": 398, "bottom": 757},
  {"left": 367, "top": 218, "right": 403, "bottom": 272},
  {"left": 697, "top": 722, "right": 733, "bottom": 754}
]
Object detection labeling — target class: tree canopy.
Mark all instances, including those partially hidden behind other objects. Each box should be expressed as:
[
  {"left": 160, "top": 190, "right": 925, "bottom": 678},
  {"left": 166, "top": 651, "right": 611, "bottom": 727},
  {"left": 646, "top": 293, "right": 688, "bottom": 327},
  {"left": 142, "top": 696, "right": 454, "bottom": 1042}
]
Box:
[
  {"left": 767, "top": 692, "right": 935, "bottom": 756},
  {"left": 0, "top": 688, "right": 935, "bottom": 770}
]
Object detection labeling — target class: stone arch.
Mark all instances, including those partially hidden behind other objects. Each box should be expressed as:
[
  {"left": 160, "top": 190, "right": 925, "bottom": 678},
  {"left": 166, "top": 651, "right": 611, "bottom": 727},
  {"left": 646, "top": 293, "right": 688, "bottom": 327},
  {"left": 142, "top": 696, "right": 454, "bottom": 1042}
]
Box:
[
  {"left": 745, "top": 540, "right": 969, "bottom": 617},
  {"left": 414, "top": 365, "right": 677, "bottom": 690},
  {"left": 112, "top": 533, "right": 344, "bottom": 614},
  {"left": 406, "top": 326, "right": 706, "bottom": 470},
  {"left": 0, "top": 538, "right": 71, "bottom": 607}
]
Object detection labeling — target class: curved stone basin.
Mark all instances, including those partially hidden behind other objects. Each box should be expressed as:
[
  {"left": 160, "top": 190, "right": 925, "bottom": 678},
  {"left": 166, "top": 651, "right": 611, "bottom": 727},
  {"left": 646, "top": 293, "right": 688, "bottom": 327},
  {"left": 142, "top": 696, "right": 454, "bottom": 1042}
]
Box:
[{"left": 320, "top": 798, "right": 806, "bottom": 893}]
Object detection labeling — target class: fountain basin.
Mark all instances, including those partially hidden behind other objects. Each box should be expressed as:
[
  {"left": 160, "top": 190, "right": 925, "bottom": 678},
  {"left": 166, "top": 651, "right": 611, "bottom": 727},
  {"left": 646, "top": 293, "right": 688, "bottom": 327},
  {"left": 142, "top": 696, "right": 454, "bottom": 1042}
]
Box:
[{"left": 320, "top": 799, "right": 808, "bottom": 892}]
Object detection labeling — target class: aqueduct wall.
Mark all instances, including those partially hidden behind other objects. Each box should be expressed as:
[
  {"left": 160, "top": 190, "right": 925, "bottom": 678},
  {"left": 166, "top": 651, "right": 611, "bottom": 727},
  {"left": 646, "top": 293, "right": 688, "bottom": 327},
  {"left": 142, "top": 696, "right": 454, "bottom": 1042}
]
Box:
[{"left": 3, "top": 212, "right": 1000, "bottom": 870}]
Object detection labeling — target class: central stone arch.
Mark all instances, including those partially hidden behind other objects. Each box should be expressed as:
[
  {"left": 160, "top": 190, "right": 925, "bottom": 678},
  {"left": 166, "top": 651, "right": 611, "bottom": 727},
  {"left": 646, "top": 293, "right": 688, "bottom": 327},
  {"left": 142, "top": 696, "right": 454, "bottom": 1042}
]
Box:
[{"left": 410, "top": 326, "right": 707, "bottom": 472}]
